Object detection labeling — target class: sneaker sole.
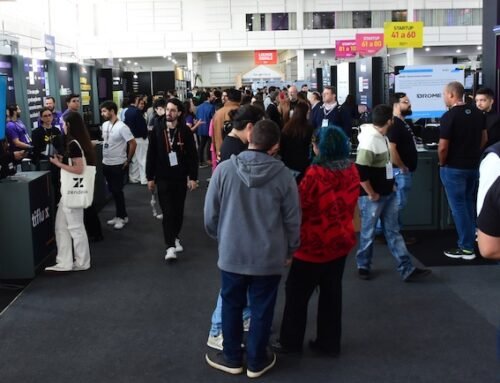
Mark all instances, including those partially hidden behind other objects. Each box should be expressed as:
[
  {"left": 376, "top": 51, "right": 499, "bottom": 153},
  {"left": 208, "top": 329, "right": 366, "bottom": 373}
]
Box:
[
  {"left": 205, "top": 354, "right": 243, "bottom": 374},
  {"left": 461, "top": 254, "right": 476, "bottom": 260},
  {"left": 247, "top": 353, "right": 276, "bottom": 378},
  {"left": 443, "top": 252, "right": 463, "bottom": 259}
]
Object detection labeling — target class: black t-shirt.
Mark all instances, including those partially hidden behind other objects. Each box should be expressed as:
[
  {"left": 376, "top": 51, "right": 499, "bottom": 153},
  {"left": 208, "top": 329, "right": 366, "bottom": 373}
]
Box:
[
  {"left": 387, "top": 117, "right": 418, "bottom": 172},
  {"left": 31, "top": 126, "right": 63, "bottom": 161},
  {"left": 63, "top": 140, "right": 83, "bottom": 165},
  {"left": 485, "top": 110, "right": 500, "bottom": 148},
  {"left": 477, "top": 176, "right": 500, "bottom": 236},
  {"left": 219, "top": 136, "right": 247, "bottom": 163},
  {"left": 440, "top": 104, "right": 485, "bottom": 168}
]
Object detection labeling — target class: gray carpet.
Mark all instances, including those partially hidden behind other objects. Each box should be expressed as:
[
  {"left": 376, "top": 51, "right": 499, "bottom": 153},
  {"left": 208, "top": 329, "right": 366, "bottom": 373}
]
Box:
[{"left": 0, "top": 173, "right": 499, "bottom": 383}]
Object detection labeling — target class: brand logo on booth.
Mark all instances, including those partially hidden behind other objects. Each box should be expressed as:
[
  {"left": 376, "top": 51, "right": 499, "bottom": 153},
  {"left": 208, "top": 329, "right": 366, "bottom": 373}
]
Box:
[
  {"left": 32, "top": 207, "right": 50, "bottom": 228},
  {"left": 416, "top": 93, "right": 441, "bottom": 99}
]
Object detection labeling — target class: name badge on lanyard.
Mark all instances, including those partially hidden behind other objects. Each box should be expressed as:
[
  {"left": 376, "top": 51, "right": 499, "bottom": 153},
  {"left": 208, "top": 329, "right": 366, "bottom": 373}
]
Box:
[
  {"left": 168, "top": 152, "right": 178, "bottom": 166},
  {"left": 385, "top": 162, "right": 393, "bottom": 179}
]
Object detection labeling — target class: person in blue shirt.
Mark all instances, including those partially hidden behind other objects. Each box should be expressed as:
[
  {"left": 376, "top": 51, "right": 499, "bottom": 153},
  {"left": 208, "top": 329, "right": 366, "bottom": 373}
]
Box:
[{"left": 195, "top": 91, "right": 215, "bottom": 167}]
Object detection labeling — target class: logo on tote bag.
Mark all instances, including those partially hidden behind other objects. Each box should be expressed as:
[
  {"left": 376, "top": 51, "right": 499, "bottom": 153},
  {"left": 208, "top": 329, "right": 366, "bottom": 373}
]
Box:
[{"left": 73, "top": 177, "right": 84, "bottom": 188}]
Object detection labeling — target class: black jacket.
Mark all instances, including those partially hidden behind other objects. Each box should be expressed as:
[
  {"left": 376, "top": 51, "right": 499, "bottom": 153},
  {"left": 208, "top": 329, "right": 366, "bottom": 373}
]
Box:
[{"left": 146, "top": 117, "right": 198, "bottom": 181}]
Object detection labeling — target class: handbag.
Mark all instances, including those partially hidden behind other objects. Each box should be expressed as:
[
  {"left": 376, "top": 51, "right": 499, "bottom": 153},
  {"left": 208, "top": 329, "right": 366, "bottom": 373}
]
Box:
[{"left": 60, "top": 140, "right": 96, "bottom": 209}]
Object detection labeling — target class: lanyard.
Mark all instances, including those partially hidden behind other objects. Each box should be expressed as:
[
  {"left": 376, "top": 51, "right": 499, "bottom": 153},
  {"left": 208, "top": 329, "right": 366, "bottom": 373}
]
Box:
[
  {"left": 163, "top": 127, "right": 177, "bottom": 152},
  {"left": 395, "top": 116, "right": 417, "bottom": 146},
  {"left": 104, "top": 120, "right": 118, "bottom": 143}
]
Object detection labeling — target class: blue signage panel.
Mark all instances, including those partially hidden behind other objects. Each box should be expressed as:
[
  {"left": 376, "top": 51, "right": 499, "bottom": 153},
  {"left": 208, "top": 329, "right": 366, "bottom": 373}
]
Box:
[{"left": 0, "top": 75, "right": 7, "bottom": 140}]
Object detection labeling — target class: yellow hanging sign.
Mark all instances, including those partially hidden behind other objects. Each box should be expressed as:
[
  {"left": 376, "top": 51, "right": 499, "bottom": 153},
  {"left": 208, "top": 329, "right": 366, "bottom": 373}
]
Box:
[{"left": 384, "top": 21, "right": 424, "bottom": 48}]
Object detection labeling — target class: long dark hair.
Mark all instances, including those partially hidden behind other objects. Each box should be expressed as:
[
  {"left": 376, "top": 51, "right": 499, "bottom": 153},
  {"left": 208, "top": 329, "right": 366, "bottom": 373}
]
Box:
[
  {"left": 63, "top": 111, "right": 96, "bottom": 166},
  {"left": 282, "top": 101, "right": 313, "bottom": 139}
]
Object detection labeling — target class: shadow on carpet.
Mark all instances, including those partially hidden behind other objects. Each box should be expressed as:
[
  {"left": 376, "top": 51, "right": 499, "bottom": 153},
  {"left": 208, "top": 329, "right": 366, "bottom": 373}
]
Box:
[{"left": 403, "top": 229, "right": 497, "bottom": 267}]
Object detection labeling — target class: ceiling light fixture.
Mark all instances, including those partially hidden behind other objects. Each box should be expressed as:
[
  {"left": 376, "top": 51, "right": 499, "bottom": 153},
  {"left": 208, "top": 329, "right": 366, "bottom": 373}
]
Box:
[
  {"left": 456, "top": 49, "right": 461, "bottom": 53},
  {"left": 126, "top": 60, "right": 131, "bottom": 64},
  {"left": 425, "top": 47, "right": 430, "bottom": 52},
  {"left": 118, "top": 58, "right": 123, "bottom": 62},
  {"left": 477, "top": 46, "right": 482, "bottom": 50},
  {"left": 320, "top": 50, "right": 325, "bottom": 54}
]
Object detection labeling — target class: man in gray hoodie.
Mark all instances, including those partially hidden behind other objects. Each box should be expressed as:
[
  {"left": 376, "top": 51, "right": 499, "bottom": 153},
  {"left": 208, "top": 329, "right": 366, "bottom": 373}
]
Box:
[{"left": 204, "top": 119, "right": 301, "bottom": 378}]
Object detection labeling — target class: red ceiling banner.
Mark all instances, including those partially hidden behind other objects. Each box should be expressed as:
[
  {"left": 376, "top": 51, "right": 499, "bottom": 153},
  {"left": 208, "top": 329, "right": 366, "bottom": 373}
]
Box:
[
  {"left": 335, "top": 39, "right": 357, "bottom": 58},
  {"left": 356, "top": 33, "right": 384, "bottom": 56},
  {"left": 254, "top": 50, "right": 278, "bottom": 65}
]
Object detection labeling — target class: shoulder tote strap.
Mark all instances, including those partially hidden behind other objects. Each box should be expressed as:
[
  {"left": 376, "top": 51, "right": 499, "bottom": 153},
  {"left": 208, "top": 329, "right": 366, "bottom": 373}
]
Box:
[{"left": 68, "top": 139, "right": 88, "bottom": 167}]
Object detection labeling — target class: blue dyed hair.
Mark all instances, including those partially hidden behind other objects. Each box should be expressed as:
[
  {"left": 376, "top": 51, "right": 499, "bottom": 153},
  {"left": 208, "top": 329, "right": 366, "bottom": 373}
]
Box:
[{"left": 312, "top": 125, "right": 351, "bottom": 163}]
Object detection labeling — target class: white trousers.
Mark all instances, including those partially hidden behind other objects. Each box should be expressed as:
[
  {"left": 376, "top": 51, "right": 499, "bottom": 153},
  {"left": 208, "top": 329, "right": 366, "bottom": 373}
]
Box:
[
  {"left": 54, "top": 203, "right": 91, "bottom": 269},
  {"left": 129, "top": 137, "right": 149, "bottom": 184}
]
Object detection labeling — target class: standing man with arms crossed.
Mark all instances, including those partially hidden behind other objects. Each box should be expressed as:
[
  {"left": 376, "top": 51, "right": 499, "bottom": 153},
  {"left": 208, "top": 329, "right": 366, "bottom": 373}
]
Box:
[
  {"left": 439, "top": 81, "right": 487, "bottom": 260},
  {"left": 146, "top": 98, "right": 198, "bottom": 262},
  {"left": 100, "top": 101, "right": 137, "bottom": 230},
  {"left": 124, "top": 94, "right": 149, "bottom": 184},
  {"left": 204, "top": 120, "right": 301, "bottom": 378}
]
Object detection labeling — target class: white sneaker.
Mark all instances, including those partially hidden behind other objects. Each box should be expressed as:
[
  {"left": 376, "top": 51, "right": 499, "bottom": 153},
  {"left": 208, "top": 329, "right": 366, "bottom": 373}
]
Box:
[
  {"left": 107, "top": 217, "right": 129, "bottom": 226},
  {"left": 165, "top": 247, "right": 177, "bottom": 261},
  {"left": 113, "top": 217, "right": 127, "bottom": 230},
  {"left": 207, "top": 334, "right": 223, "bottom": 350},
  {"left": 175, "top": 238, "right": 184, "bottom": 252},
  {"left": 45, "top": 264, "right": 72, "bottom": 272},
  {"left": 72, "top": 264, "right": 90, "bottom": 271}
]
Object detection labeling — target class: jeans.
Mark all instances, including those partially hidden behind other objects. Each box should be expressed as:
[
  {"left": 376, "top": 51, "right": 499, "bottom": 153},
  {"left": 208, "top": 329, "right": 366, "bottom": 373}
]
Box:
[
  {"left": 440, "top": 166, "right": 478, "bottom": 252},
  {"left": 279, "top": 257, "right": 346, "bottom": 352},
  {"left": 209, "top": 290, "right": 251, "bottom": 337},
  {"left": 376, "top": 169, "right": 413, "bottom": 233},
  {"left": 221, "top": 271, "right": 281, "bottom": 370},
  {"left": 102, "top": 164, "right": 127, "bottom": 219},
  {"left": 356, "top": 194, "right": 415, "bottom": 280},
  {"left": 156, "top": 178, "right": 187, "bottom": 248}
]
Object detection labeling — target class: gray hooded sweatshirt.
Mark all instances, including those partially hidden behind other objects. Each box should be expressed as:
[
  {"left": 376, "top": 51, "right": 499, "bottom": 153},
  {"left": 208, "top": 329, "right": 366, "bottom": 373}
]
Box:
[{"left": 204, "top": 150, "right": 301, "bottom": 276}]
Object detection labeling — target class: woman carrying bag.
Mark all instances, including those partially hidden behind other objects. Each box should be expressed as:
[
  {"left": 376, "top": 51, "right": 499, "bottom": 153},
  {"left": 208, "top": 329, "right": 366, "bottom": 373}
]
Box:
[{"left": 45, "top": 112, "right": 96, "bottom": 272}]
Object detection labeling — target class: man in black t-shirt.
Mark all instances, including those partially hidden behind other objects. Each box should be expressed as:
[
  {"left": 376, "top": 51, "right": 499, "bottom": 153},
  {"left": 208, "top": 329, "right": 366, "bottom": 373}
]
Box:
[
  {"left": 387, "top": 93, "right": 418, "bottom": 238},
  {"left": 438, "top": 81, "right": 487, "bottom": 260},
  {"left": 475, "top": 87, "right": 500, "bottom": 148}
]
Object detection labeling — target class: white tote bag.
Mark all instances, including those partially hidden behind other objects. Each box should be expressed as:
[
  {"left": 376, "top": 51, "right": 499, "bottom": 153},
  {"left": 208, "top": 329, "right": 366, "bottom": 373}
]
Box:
[{"left": 60, "top": 140, "right": 96, "bottom": 209}]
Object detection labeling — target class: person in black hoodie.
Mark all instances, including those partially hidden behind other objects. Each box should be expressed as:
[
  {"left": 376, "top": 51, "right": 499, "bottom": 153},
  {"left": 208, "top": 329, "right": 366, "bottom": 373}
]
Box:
[{"left": 146, "top": 98, "right": 199, "bottom": 262}]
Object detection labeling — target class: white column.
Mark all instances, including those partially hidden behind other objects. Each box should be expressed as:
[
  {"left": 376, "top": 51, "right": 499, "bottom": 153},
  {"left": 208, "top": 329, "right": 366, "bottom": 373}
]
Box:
[
  {"left": 406, "top": 0, "right": 415, "bottom": 65},
  {"left": 296, "top": 0, "right": 304, "bottom": 31},
  {"left": 187, "top": 52, "right": 194, "bottom": 85},
  {"left": 296, "top": 49, "right": 305, "bottom": 81}
]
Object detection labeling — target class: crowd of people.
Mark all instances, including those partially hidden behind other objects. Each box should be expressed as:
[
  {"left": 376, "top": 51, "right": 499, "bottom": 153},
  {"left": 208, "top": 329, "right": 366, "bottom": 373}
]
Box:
[{"left": 1, "top": 80, "right": 500, "bottom": 378}]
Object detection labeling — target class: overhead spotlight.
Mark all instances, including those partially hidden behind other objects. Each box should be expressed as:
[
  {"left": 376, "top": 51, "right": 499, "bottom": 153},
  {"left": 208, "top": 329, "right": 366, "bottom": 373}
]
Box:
[
  {"left": 386, "top": 53, "right": 391, "bottom": 57},
  {"left": 456, "top": 49, "right": 461, "bottom": 53},
  {"left": 133, "top": 73, "right": 138, "bottom": 79},
  {"left": 313, "top": 53, "right": 317, "bottom": 57},
  {"left": 477, "top": 46, "right": 482, "bottom": 50},
  {"left": 118, "top": 58, "right": 123, "bottom": 62},
  {"left": 134, "top": 62, "right": 138, "bottom": 65},
  {"left": 167, "top": 56, "right": 172, "bottom": 60},
  {"left": 126, "top": 60, "right": 131, "bottom": 64},
  {"left": 424, "top": 47, "right": 430, "bottom": 52},
  {"left": 320, "top": 50, "right": 325, "bottom": 54}
]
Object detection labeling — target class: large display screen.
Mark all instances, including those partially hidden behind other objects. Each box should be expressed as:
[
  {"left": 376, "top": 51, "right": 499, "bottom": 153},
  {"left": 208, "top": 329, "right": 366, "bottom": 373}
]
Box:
[{"left": 395, "top": 65, "right": 464, "bottom": 119}]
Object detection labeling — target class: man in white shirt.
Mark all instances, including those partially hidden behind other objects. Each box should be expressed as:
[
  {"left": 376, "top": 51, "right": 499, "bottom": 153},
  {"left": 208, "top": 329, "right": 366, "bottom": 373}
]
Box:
[{"left": 100, "top": 101, "right": 137, "bottom": 230}]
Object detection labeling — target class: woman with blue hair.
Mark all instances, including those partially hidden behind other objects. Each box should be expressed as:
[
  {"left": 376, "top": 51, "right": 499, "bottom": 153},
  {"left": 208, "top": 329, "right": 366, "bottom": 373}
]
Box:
[{"left": 273, "top": 125, "right": 360, "bottom": 356}]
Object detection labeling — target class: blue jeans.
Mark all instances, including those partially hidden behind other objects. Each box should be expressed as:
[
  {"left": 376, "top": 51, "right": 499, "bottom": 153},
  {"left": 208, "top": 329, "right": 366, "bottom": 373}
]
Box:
[
  {"left": 376, "top": 169, "right": 413, "bottom": 233},
  {"left": 221, "top": 271, "right": 281, "bottom": 370},
  {"left": 440, "top": 166, "right": 478, "bottom": 252},
  {"left": 209, "top": 290, "right": 251, "bottom": 337},
  {"left": 356, "top": 194, "right": 415, "bottom": 280}
]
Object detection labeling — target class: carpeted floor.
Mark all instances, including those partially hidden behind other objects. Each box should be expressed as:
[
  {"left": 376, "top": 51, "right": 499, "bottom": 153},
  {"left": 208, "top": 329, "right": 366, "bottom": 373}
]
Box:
[{"left": 0, "top": 172, "right": 499, "bottom": 382}]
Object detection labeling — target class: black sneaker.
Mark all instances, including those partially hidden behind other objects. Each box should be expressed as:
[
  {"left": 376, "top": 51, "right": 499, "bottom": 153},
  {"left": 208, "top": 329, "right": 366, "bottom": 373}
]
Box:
[
  {"left": 247, "top": 352, "right": 276, "bottom": 378},
  {"left": 404, "top": 268, "right": 431, "bottom": 282},
  {"left": 205, "top": 351, "right": 243, "bottom": 375},
  {"left": 358, "top": 268, "right": 371, "bottom": 280},
  {"left": 271, "top": 340, "right": 302, "bottom": 355},
  {"left": 308, "top": 340, "right": 340, "bottom": 357},
  {"left": 444, "top": 248, "right": 476, "bottom": 260}
]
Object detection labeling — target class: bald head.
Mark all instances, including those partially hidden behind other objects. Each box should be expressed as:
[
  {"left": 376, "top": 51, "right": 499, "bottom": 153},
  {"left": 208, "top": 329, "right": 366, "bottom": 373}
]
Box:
[
  {"left": 443, "top": 81, "right": 464, "bottom": 108},
  {"left": 288, "top": 85, "right": 298, "bottom": 101}
]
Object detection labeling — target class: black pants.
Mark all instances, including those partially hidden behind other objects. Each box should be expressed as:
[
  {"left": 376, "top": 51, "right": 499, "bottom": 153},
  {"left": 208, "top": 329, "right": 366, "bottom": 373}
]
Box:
[
  {"left": 198, "top": 135, "right": 211, "bottom": 164},
  {"left": 84, "top": 204, "right": 102, "bottom": 239},
  {"left": 102, "top": 164, "right": 127, "bottom": 219},
  {"left": 279, "top": 256, "right": 347, "bottom": 352},
  {"left": 156, "top": 178, "right": 187, "bottom": 248}
]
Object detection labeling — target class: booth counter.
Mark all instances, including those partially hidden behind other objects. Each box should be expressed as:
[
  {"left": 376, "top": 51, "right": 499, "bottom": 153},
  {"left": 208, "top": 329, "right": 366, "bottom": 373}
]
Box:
[{"left": 0, "top": 171, "right": 55, "bottom": 279}]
